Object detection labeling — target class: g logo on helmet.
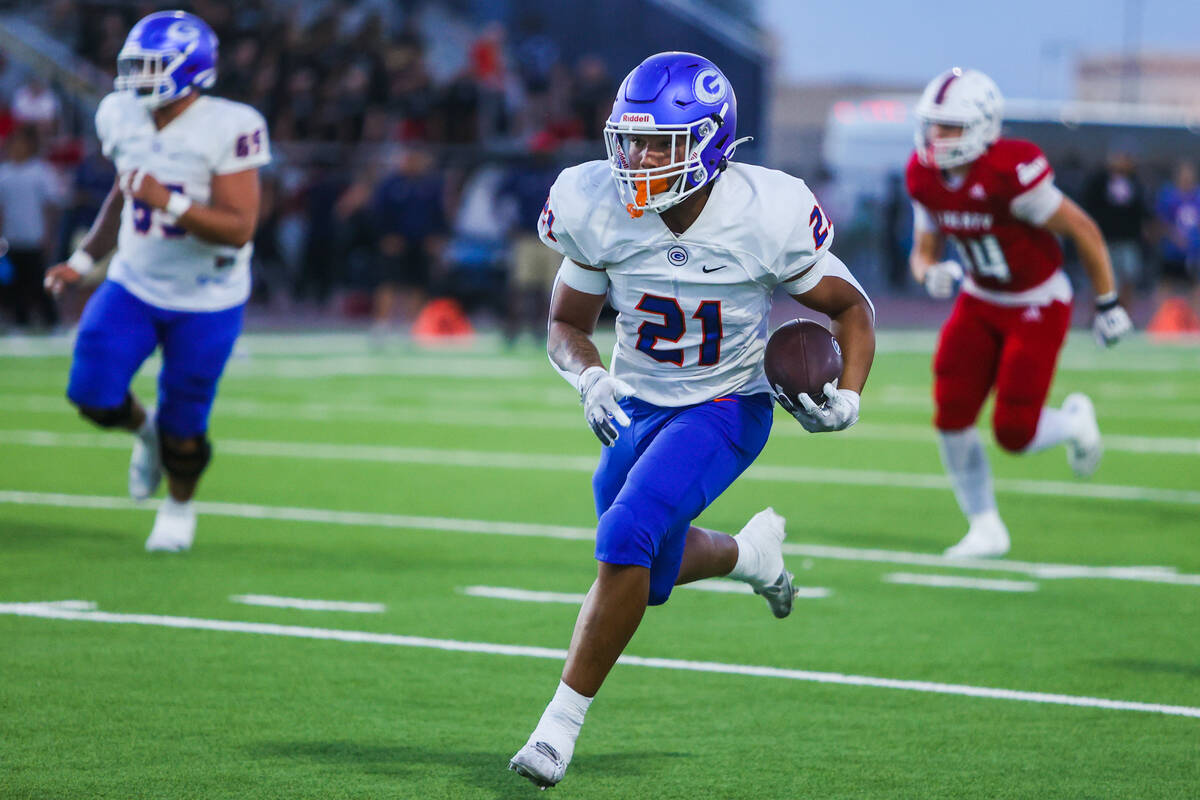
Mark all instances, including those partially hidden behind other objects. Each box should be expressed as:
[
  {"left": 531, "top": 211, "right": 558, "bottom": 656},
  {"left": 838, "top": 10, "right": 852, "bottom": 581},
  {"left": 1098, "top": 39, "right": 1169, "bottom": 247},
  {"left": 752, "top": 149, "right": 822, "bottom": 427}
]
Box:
[
  {"left": 667, "top": 246, "right": 689, "bottom": 266},
  {"left": 165, "top": 20, "right": 200, "bottom": 43},
  {"left": 693, "top": 68, "right": 726, "bottom": 105}
]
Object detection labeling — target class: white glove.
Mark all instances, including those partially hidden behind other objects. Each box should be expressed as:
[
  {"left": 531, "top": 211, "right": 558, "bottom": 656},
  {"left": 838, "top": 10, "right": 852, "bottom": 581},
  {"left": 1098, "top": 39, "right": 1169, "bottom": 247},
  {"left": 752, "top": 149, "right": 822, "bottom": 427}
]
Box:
[
  {"left": 1093, "top": 295, "right": 1133, "bottom": 348},
  {"left": 775, "top": 379, "right": 860, "bottom": 433},
  {"left": 577, "top": 366, "right": 635, "bottom": 446},
  {"left": 923, "top": 260, "right": 964, "bottom": 299}
]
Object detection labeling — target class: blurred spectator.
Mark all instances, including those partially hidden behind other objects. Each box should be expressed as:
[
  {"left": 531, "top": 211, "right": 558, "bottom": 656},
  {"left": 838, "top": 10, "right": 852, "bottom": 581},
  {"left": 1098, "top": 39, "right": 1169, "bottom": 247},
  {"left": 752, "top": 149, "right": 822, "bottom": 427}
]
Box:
[
  {"left": 370, "top": 147, "right": 447, "bottom": 331},
  {"left": 12, "top": 77, "right": 61, "bottom": 139},
  {"left": 572, "top": 56, "right": 614, "bottom": 139},
  {"left": 0, "top": 52, "right": 26, "bottom": 106},
  {"left": 1154, "top": 161, "right": 1200, "bottom": 295},
  {"left": 1082, "top": 150, "right": 1150, "bottom": 308},
  {"left": 59, "top": 141, "right": 115, "bottom": 258},
  {"left": 0, "top": 126, "right": 64, "bottom": 329},
  {"left": 881, "top": 172, "right": 911, "bottom": 291},
  {"left": 294, "top": 154, "right": 351, "bottom": 307},
  {"left": 497, "top": 140, "right": 559, "bottom": 343}
]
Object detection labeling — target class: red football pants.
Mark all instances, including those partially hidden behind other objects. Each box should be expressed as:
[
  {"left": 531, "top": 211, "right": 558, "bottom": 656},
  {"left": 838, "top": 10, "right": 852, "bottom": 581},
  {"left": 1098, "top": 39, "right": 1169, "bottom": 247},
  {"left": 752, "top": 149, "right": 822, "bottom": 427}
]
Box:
[{"left": 933, "top": 292, "right": 1072, "bottom": 452}]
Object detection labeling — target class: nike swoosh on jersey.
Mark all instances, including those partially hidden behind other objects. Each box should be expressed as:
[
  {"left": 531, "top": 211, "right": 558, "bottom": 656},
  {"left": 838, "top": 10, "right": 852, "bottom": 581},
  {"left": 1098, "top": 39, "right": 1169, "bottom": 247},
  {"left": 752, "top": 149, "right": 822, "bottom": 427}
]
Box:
[{"left": 701, "top": 265, "right": 729, "bottom": 273}]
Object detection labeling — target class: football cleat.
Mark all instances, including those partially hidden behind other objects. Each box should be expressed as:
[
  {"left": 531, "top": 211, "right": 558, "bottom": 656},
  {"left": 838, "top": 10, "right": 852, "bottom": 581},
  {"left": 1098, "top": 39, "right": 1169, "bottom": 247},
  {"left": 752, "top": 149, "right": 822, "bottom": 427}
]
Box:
[
  {"left": 509, "top": 741, "right": 567, "bottom": 790},
  {"left": 1063, "top": 393, "right": 1102, "bottom": 478},
  {"left": 754, "top": 569, "right": 797, "bottom": 619},
  {"left": 145, "top": 499, "right": 195, "bottom": 552},
  {"left": 944, "top": 511, "right": 1010, "bottom": 559},
  {"left": 129, "top": 416, "right": 162, "bottom": 501}
]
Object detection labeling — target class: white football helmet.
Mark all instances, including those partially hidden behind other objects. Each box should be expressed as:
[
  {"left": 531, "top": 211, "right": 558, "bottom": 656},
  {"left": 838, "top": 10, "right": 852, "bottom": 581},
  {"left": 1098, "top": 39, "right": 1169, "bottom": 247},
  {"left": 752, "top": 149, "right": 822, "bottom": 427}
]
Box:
[{"left": 914, "top": 68, "right": 1003, "bottom": 169}]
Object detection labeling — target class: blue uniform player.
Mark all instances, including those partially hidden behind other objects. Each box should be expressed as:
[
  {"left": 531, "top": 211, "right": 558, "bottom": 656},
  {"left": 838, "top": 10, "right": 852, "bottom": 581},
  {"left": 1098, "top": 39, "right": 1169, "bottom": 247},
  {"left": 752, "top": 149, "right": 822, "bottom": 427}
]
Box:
[
  {"left": 45, "top": 11, "right": 270, "bottom": 551},
  {"left": 509, "top": 53, "right": 876, "bottom": 789}
]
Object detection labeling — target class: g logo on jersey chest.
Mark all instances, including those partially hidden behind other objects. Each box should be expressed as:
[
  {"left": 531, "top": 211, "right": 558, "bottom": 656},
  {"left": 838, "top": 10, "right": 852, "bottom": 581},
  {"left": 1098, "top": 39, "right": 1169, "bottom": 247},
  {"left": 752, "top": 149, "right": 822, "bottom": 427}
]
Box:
[{"left": 666, "top": 246, "right": 689, "bottom": 267}]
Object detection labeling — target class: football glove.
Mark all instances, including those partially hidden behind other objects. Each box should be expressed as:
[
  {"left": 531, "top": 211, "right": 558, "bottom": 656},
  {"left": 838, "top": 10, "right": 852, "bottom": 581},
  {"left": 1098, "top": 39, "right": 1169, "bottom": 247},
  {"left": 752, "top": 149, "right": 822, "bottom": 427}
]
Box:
[
  {"left": 1093, "top": 294, "right": 1133, "bottom": 348},
  {"left": 923, "top": 260, "right": 964, "bottom": 300},
  {"left": 578, "top": 366, "right": 635, "bottom": 447},
  {"left": 776, "top": 379, "right": 860, "bottom": 433}
]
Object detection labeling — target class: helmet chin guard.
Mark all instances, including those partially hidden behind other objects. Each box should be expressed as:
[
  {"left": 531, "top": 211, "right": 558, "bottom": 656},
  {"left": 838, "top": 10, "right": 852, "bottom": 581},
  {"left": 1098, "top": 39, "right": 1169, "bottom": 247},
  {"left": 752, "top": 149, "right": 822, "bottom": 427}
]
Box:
[
  {"left": 914, "top": 67, "right": 1003, "bottom": 169},
  {"left": 604, "top": 52, "right": 751, "bottom": 217}
]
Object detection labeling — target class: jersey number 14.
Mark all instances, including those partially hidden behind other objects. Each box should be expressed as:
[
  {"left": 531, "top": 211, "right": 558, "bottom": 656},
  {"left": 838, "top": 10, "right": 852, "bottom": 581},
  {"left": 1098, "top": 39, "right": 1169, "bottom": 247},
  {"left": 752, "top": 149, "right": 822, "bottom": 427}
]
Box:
[
  {"left": 948, "top": 233, "right": 1011, "bottom": 282},
  {"left": 635, "top": 294, "right": 722, "bottom": 367}
]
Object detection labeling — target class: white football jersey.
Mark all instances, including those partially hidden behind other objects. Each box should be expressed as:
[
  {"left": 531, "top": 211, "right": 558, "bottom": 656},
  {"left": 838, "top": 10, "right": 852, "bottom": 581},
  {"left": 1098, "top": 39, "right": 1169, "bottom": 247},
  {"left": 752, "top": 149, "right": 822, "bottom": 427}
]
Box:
[
  {"left": 96, "top": 91, "right": 271, "bottom": 311},
  {"left": 539, "top": 160, "right": 835, "bottom": 407}
]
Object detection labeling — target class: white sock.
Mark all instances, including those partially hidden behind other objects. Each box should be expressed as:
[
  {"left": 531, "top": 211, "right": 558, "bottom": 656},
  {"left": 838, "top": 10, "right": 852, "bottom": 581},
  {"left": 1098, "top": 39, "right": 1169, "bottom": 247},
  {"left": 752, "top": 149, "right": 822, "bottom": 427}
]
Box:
[
  {"left": 528, "top": 681, "right": 593, "bottom": 762},
  {"left": 159, "top": 496, "right": 192, "bottom": 516},
  {"left": 136, "top": 414, "right": 155, "bottom": 442},
  {"left": 937, "top": 428, "right": 996, "bottom": 518},
  {"left": 729, "top": 536, "right": 764, "bottom": 584},
  {"left": 967, "top": 508, "right": 1005, "bottom": 530},
  {"left": 1022, "top": 406, "right": 1072, "bottom": 454}
]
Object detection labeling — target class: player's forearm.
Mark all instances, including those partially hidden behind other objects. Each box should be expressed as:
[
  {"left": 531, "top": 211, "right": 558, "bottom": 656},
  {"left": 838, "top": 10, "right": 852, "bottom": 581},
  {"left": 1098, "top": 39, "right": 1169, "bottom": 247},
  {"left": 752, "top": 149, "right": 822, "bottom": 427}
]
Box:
[
  {"left": 548, "top": 320, "right": 604, "bottom": 379},
  {"left": 1072, "top": 220, "right": 1117, "bottom": 297},
  {"left": 175, "top": 204, "right": 257, "bottom": 248},
  {"left": 78, "top": 187, "right": 123, "bottom": 260},
  {"left": 829, "top": 301, "right": 875, "bottom": 394}
]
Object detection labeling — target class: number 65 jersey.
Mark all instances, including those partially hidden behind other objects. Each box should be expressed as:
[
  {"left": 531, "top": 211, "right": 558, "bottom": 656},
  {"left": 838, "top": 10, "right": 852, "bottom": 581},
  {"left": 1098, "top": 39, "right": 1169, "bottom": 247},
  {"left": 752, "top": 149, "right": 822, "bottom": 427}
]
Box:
[
  {"left": 95, "top": 91, "right": 271, "bottom": 311},
  {"left": 906, "top": 138, "right": 1070, "bottom": 305},
  {"left": 539, "top": 160, "right": 835, "bottom": 407}
]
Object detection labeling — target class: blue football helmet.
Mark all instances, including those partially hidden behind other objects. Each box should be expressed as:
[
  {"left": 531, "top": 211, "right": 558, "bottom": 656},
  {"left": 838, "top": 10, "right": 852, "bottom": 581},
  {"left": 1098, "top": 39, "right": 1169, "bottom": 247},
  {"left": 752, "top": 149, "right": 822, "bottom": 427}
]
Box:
[
  {"left": 115, "top": 10, "right": 218, "bottom": 109},
  {"left": 604, "top": 52, "right": 750, "bottom": 217}
]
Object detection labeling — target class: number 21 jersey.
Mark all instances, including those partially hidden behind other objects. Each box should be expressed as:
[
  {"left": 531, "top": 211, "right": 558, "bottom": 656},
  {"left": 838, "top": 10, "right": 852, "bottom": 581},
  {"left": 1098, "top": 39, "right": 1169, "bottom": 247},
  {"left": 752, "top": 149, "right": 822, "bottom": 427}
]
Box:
[{"left": 95, "top": 91, "right": 271, "bottom": 311}]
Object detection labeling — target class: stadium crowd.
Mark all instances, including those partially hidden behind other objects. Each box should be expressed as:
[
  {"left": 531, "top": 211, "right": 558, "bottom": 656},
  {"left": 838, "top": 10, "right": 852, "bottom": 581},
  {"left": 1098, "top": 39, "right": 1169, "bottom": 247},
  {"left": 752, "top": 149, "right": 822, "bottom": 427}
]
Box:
[{"left": 0, "top": 0, "right": 1198, "bottom": 335}]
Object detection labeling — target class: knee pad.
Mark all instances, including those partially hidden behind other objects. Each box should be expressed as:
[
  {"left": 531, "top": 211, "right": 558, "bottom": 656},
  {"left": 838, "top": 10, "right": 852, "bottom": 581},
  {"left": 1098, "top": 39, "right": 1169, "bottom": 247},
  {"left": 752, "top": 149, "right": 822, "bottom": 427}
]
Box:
[
  {"left": 76, "top": 393, "right": 134, "bottom": 429},
  {"left": 992, "top": 407, "right": 1037, "bottom": 453},
  {"left": 160, "top": 434, "right": 212, "bottom": 480}
]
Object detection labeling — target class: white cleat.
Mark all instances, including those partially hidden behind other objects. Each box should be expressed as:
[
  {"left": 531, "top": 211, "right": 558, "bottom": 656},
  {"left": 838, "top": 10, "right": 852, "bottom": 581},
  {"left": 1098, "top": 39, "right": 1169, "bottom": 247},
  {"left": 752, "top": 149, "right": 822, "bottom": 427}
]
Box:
[
  {"left": 129, "top": 415, "right": 162, "bottom": 501},
  {"left": 1064, "top": 392, "right": 1102, "bottom": 478},
  {"left": 144, "top": 499, "right": 196, "bottom": 552},
  {"left": 944, "top": 511, "right": 1010, "bottom": 559},
  {"left": 509, "top": 740, "right": 568, "bottom": 790},
  {"left": 737, "top": 507, "right": 798, "bottom": 619}
]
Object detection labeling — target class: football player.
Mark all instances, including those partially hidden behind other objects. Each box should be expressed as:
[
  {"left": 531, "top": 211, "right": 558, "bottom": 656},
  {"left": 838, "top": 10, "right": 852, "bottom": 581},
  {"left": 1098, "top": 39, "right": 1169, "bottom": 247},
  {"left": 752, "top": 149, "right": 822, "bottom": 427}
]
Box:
[
  {"left": 44, "top": 10, "right": 270, "bottom": 551},
  {"left": 509, "top": 52, "right": 876, "bottom": 789},
  {"left": 906, "top": 68, "right": 1133, "bottom": 559}
]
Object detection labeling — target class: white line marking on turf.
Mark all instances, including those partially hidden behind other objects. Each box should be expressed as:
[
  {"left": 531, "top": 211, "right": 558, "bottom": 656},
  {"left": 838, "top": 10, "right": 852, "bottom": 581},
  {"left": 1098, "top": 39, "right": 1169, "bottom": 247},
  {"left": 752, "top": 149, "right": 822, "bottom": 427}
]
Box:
[
  {"left": 2, "top": 601, "right": 1196, "bottom": 719},
  {"left": 8, "top": 397, "right": 1200, "bottom": 454},
  {"left": 229, "top": 595, "right": 385, "bottom": 613},
  {"left": 462, "top": 586, "right": 588, "bottom": 604},
  {"left": 4, "top": 430, "right": 1200, "bottom": 506},
  {"left": 882, "top": 573, "right": 1039, "bottom": 593},
  {"left": 3, "top": 490, "right": 1199, "bottom": 588},
  {"left": 682, "top": 579, "right": 832, "bottom": 598}
]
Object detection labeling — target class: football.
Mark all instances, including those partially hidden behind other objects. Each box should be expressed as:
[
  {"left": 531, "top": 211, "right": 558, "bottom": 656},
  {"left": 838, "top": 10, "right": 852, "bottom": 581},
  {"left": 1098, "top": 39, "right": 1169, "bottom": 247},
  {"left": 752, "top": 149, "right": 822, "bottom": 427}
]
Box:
[{"left": 764, "top": 319, "right": 843, "bottom": 405}]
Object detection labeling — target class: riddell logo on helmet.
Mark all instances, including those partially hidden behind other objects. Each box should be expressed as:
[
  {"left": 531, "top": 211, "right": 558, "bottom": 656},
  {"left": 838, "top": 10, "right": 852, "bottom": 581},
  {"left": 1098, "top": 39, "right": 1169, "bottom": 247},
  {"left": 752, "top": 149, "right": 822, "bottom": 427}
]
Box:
[{"left": 621, "top": 113, "right": 655, "bottom": 124}]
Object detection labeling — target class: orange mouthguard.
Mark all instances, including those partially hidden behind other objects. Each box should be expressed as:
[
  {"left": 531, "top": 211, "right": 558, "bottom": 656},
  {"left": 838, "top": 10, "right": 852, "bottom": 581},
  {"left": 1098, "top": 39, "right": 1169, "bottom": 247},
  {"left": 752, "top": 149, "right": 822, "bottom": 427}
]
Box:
[{"left": 626, "top": 173, "right": 671, "bottom": 218}]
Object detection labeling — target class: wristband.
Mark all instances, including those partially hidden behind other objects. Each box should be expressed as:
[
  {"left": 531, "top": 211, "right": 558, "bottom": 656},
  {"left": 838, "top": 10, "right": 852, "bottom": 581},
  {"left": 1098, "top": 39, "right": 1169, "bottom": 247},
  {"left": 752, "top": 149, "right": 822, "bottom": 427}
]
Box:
[
  {"left": 67, "top": 250, "right": 96, "bottom": 276},
  {"left": 1095, "top": 291, "right": 1119, "bottom": 311},
  {"left": 165, "top": 192, "right": 193, "bottom": 219}
]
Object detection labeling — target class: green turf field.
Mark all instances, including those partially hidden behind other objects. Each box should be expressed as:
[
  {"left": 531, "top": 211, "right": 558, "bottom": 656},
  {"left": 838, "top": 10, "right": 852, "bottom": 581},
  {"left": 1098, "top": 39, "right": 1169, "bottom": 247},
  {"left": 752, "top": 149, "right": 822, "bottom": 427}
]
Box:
[{"left": 1, "top": 330, "right": 1198, "bottom": 799}]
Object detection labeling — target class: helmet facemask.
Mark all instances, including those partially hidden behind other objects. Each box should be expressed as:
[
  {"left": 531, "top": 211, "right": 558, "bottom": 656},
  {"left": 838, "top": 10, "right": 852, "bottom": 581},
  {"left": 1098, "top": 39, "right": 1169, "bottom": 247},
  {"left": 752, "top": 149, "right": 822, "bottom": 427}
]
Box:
[
  {"left": 115, "top": 42, "right": 196, "bottom": 109},
  {"left": 604, "top": 112, "right": 725, "bottom": 218}
]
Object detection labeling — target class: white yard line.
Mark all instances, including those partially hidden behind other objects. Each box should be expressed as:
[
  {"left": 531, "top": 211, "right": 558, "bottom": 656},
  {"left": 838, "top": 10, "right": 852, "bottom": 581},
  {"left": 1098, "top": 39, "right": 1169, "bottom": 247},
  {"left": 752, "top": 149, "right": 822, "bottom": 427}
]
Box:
[
  {"left": 2, "top": 490, "right": 1197, "bottom": 587},
  {"left": 461, "top": 586, "right": 587, "bottom": 604},
  {"left": 3, "top": 430, "right": 1200, "bottom": 505},
  {"left": 229, "top": 594, "right": 385, "bottom": 613},
  {"left": 882, "top": 573, "right": 1039, "bottom": 593},
  {"left": 1, "top": 601, "right": 1196, "bottom": 719},
  {"left": 5, "top": 396, "right": 1200, "bottom": 454}
]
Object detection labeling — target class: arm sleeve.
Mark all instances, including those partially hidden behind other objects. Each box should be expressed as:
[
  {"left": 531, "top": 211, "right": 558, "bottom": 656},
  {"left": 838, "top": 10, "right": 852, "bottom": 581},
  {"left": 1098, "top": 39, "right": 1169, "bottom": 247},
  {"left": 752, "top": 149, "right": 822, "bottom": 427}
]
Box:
[
  {"left": 1010, "top": 178, "right": 1064, "bottom": 226},
  {"left": 215, "top": 107, "right": 271, "bottom": 175},
  {"left": 557, "top": 256, "right": 609, "bottom": 295},
  {"left": 789, "top": 251, "right": 876, "bottom": 323},
  {"left": 912, "top": 200, "right": 936, "bottom": 233},
  {"left": 777, "top": 191, "right": 834, "bottom": 285},
  {"left": 537, "top": 177, "right": 592, "bottom": 265}
]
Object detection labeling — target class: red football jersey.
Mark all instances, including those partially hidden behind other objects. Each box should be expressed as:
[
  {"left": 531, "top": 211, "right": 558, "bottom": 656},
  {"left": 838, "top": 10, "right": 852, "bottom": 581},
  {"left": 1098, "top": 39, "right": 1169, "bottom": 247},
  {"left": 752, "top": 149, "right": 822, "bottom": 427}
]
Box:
[{"left": 906, "top": 139, "right": 1063, "bottom": 293}]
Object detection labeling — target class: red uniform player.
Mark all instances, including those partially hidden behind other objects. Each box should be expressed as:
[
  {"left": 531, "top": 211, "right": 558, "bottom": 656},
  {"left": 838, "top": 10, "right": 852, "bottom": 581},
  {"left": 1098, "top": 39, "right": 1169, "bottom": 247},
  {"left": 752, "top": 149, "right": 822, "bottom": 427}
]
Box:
[{"left": 906, "top": 67, "right": 1133, "bottom": 558}]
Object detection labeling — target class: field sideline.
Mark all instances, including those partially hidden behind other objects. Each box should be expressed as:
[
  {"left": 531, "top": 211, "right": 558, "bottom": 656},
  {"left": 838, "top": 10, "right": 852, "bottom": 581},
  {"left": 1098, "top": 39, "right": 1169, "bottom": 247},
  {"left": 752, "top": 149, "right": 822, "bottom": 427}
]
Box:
[{"left": 1, "top": 331, "right": 1197, "bottom": 799}]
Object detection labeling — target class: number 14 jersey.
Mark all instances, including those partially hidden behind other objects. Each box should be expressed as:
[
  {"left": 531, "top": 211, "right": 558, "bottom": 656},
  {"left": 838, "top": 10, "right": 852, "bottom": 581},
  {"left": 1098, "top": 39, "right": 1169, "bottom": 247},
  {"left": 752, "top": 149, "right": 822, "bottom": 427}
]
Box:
[
  {"left": 96, "top": 91, "right": 271, "bottom": 311},
  {"left": 906, "top": 138, "right": 1068, "bottom": 302},
  {"left": 539, "top": 160, "right": 833, "bottom": 407}
]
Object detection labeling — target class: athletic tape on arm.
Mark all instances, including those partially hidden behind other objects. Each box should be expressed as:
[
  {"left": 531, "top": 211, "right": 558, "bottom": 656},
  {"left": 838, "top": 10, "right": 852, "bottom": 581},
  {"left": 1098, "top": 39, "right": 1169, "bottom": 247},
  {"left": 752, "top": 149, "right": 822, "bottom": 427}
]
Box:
[{"left": 556, "top": 257, "right": 610, "bottom": 295}]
